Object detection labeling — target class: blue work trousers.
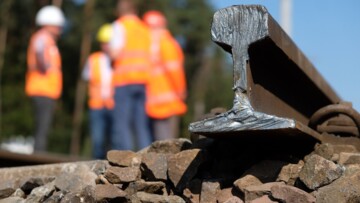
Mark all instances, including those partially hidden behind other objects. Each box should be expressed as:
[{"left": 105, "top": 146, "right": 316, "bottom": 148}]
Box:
[
  {"left": 112, "top": 84, "right": 152, "bottom": 150},
  {"left": 89, "top": 108, "right": 113, "bottom": 159}
]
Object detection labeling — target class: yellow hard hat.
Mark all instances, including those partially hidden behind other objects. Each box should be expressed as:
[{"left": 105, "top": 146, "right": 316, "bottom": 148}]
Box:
[{"left": 97, "top": 24, "right": 112, "bottom": 43}]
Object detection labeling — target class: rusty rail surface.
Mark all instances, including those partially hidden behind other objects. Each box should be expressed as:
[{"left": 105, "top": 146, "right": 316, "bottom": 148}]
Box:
[
  {"left": 0, "top": 150, "right": 84, "bottom": 167},
  {"left": 189, "top": 5, "right": 343, "bottom": 141}
]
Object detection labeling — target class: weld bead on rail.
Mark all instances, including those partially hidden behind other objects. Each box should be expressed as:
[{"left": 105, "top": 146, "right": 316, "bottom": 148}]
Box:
[{"left": 189, "top": 5, "right": 341, "bottom": 141}]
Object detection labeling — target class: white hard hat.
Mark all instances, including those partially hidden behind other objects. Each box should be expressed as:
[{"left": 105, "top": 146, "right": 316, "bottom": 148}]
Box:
[{"left": 36, "top": 5, "right": 65, "bottom": 27}]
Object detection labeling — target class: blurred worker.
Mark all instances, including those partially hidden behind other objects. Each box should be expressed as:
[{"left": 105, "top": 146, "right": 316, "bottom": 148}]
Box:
[
  {"left": 143, "top": 11, "right": 187, "bottom": 140},
  {"left": 82, "top": 24, "right": 114, "bottom": 159},
  {"left": 109, "top": 0, "right": 152, "bottom": 150},
  {"left": 26, "top": 5, "right": 65, "bottom": 152}
]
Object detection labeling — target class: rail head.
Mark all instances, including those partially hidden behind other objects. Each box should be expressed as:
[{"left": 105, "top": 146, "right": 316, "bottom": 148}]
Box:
[{"left": 190, "top": 5, "right": 339, "bottom": 140}]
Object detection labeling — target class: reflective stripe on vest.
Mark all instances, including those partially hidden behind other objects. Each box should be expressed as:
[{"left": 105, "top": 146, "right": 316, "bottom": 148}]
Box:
[
  {"left": 113, "top": 16, "right": 151, "bottom": 86},
  {"left": 146, "top": 30, "right": 187, "bottom": 119},
  {"left": 88, "top": 52, "right": 114, "bottom": 109},
  {"left": 26, "top": 29, "right": 62, "bottom": 99}
]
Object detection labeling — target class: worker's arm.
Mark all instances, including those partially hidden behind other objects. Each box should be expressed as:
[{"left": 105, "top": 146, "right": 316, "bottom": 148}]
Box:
[
  {"left": 162, "top": 38, "right": 187, "bottom": 100},
  {"left": 109, "top": 22, "right": 125, "bottom": 60},
  {"left": 81, "top": 59, "right": 91, "bottom": 81},
  {"left": 34, "top": 36, "right": 50, "bottom": 74}
]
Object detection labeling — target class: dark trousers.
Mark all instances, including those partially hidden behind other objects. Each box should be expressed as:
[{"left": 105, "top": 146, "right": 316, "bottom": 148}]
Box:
[
  {"left": 151, "top": 116, "right": 179, "bottom": 141},
  {"left": 112, "top": 84, "right": 152, "bottom": 150},
  {"left": 89, "top": 108, "right": 113, "bottom": 159},
  {"left": 31, "top": 96, "right": 55, "bottom": 152}
]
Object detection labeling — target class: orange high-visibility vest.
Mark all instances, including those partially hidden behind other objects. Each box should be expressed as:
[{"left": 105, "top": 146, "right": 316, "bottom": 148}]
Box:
[
  {"left": 87, "top": 52, "right": 114, "bottom": 110},
  {"left": 146, "top": 30, "right": 187, "bottom": 119},
  {"left": 112, "top": 15, "right": 151, "bottom": 86},
  {"left": 26, "top": 29, "right": 62, "bottom": 99}
]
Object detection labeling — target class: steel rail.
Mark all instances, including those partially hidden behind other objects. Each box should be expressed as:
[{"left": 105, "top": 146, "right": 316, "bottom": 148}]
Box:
[
  {"left": 189, "top": 5, "right": 341, "bottom": 142},
  {"left": 0, "top": 150, "right": 84, "bottom": 167}
]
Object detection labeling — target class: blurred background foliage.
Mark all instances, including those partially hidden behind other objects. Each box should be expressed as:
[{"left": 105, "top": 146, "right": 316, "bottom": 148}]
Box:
[{"left": 0, "top": 0, "right": 233, "bottom": 157}]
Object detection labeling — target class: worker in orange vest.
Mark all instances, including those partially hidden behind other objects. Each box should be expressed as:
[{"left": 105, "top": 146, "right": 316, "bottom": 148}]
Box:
[
  {"left": 82, "top": 24, "right": 114, "bottom": 159},
  {"left": 109, "top": 0, "right": 153, "bottom": 150},
  {"left": 143, "top": 11, "right": 187, "bottom": 140},
  {"left": 26, "top": 5, "right": 65, "bottom": 152}
]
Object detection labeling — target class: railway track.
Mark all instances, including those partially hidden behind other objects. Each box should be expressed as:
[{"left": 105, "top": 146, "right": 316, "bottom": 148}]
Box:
[
  {"left": 189, "top": 5, "right": 360, "bottom": 150},
  {"left": 0, "top": 150, "right": 83, "bottom": 167}
]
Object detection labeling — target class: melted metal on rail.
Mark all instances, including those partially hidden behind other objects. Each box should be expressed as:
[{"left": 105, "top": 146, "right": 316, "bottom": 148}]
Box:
[{"left": 189, "top": 5, "right": 334, "bottom": 140}]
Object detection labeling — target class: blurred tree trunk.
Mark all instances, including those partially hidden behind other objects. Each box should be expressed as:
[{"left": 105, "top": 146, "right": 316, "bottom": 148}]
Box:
[
  {"left": 0, "top": 0, "right": 13, "bottom": 136},
  {"left": 70, "top": 0, "right": 95, "bottom": 156}
]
